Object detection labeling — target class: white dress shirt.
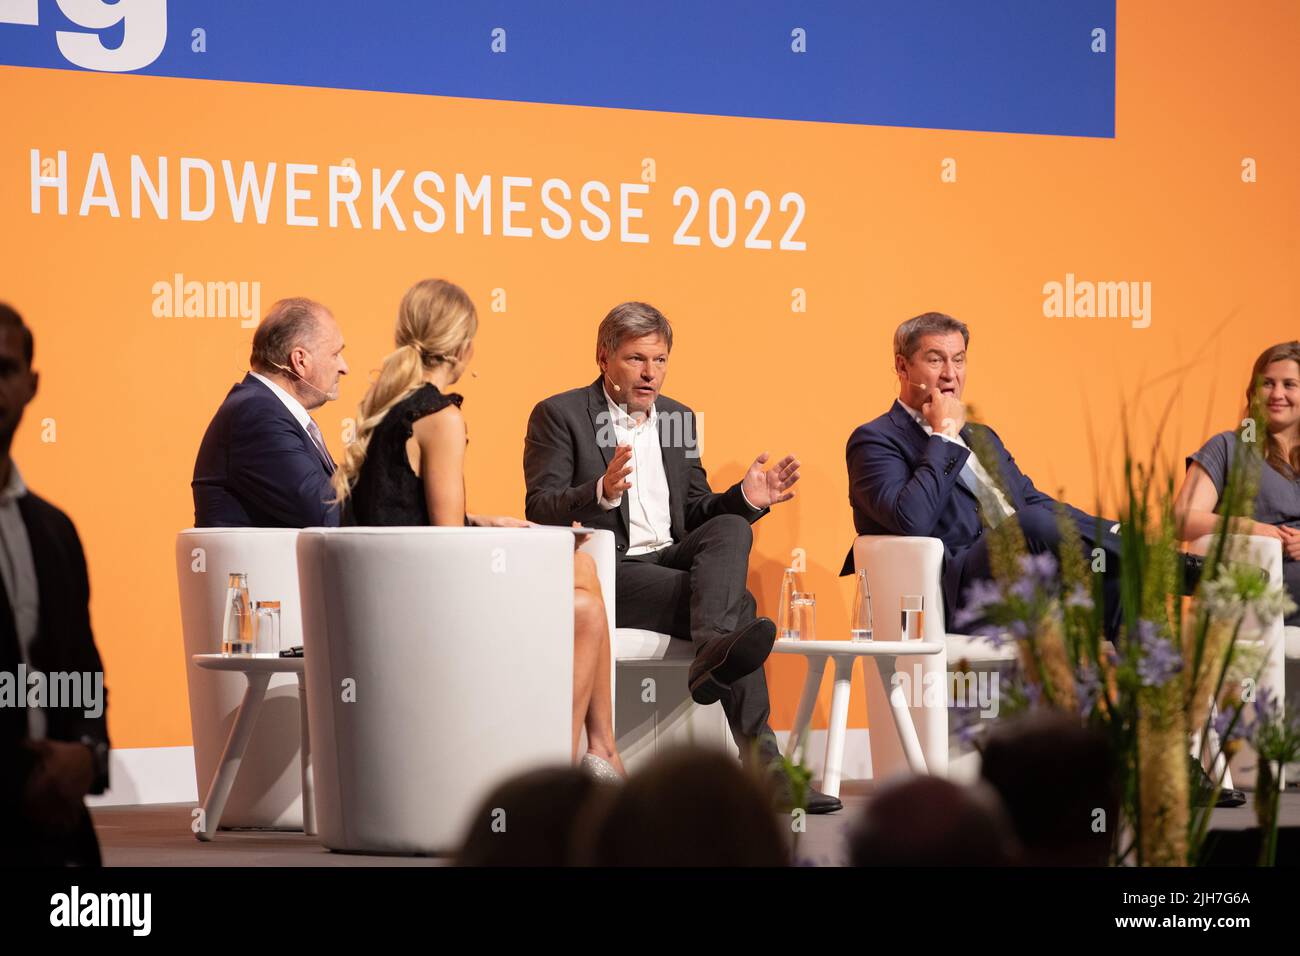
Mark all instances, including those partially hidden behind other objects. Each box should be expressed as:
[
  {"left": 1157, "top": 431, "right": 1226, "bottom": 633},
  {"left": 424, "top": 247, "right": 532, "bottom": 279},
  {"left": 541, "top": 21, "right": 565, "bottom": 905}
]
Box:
[
  {"left": 597, "top": 388, "right": 675, "bottom": 555},
  {"left": 896, "top": 399, "right": 1016, "bottom": 525},
  {"left": 250, "top": 370, "right": 313, "bottom": 431},
  {"left": 597, "top": 388, "right": 762, "bottom": 555},
  {"left": 0, "top": 462, "right": 44, "bottom": 738}
]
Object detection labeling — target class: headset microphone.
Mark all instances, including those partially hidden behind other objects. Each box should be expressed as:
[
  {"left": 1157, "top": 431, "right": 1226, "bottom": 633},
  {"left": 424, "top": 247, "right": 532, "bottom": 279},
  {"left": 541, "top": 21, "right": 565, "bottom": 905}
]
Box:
[{"left": 272, "top": 362, "right": 332, "bottom": 399}]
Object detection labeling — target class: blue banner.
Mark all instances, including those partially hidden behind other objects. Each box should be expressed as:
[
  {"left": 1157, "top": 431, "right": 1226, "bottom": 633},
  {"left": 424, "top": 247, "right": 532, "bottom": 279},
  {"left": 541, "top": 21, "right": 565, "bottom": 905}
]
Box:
[{"left": 0, "top": 1, "right": 1115, "bottom": 136}]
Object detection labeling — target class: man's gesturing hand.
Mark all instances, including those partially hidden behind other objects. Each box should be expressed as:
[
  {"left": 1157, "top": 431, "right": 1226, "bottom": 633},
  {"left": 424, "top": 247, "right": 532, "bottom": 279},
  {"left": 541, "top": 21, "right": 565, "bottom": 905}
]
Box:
[
  {"left": 741, "top": 452, "right": 800, "bottom": 509},
  {"left": 602, "top": 444, "right": 633, "bottom": 500}
]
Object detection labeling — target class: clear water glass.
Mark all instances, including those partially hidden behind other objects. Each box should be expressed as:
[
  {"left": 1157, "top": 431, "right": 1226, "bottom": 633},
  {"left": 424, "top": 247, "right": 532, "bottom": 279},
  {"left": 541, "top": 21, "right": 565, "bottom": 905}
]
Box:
[
  {"left": 900, "top": 593, "right": 925, "bottom": 641},
  {"left": 253, "top": 601, "right": 281, "bottom": 657},
  {"left": 789, "top": 592, "right": 816, "bottom": 642}
]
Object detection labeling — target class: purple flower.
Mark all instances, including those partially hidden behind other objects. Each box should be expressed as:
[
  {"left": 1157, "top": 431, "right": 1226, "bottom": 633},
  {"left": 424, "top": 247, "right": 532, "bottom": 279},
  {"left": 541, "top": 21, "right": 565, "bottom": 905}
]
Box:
[
  {"left": 1065, "top": 584, "right": 1094, "bottom": 610},
  {"left": 1001, "top": 553, "right": 1059, "bottom": 603},
  {"left": 1023, "top": 681, "right": 1044, "bottom": 708},
  {"left": 956, "top": 717, "right": 984, "bottom": 748},
  {"left": 971, "top": 623, "right": 1012, "bottom": 649},
  {"left": 1019, "top": 552, "right": 1060, "bottom": 585},
  {"left": 1009, "top": 576, "right": 1037, "bottom": 603},
  {"left": 1076, "top": 662, "right": 1101, "bottom": 718},
  {"left": 1253, "top": 685, "right": 1278, "bottom": 724},
  {"left": 955, "top": 579, "right": 1003, "bottom": 629},
  {"left": 1134, "top": 619, "right": 1183, "bottom": 688},
  {"left": 1213, "top": 704, "right": 1252, "bottom": 744}
]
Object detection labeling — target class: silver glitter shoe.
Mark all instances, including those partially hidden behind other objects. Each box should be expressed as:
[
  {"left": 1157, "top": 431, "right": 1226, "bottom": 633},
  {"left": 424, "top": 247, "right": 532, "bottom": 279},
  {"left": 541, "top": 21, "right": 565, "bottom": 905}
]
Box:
[{"left": 581, "top": 752, "right": 623, "bottom": 783}]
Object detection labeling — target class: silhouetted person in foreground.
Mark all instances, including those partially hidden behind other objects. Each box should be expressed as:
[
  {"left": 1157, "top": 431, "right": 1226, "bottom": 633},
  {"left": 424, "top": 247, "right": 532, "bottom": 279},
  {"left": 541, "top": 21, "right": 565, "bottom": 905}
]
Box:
[
  {"left": 456, "top": 766, "right": 607, "bottom": 866},
  {"left": 979, "top": 712, "right": 1118, "bottom": 866},
  {"left": 583, "top": 748, "right": 789, "bottom": 867},
  {"left": 849, "top": 775, "right": 1020, "bottom": 866},
  {"left": 0, "top": 303, "right": 110, "bottom": 866}
]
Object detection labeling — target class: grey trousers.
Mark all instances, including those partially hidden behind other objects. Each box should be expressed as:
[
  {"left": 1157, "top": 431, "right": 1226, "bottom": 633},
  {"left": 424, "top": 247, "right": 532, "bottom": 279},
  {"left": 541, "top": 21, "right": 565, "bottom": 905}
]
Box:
[{"left": 614, "top": 514, "right": 778, "bottom": 765}]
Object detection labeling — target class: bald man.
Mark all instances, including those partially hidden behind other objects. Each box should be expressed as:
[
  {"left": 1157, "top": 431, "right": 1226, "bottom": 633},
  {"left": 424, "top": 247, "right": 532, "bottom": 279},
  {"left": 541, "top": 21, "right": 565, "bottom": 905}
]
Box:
[{"left": 192, "top": 297, "right": 349, "bottom": 528}]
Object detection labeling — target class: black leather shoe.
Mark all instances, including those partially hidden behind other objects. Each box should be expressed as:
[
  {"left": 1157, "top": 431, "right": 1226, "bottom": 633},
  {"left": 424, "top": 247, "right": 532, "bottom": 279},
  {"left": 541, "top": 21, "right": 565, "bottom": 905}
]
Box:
[
  {"left": 766, "top": 771, "right": 843, "bottom": 814},
  {"left": 688, "top": 618, "right": 777, "bottom": 705},
  {"left": 803, "top": 787, "right": 843, "bottom": 815},
  {"left": 1188, "top": 753, "right": 1247, "bottom": 808}
]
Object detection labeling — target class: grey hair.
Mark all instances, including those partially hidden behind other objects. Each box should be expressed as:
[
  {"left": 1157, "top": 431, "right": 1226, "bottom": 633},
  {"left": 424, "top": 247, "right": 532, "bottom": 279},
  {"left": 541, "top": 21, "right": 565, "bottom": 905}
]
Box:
[
  {"left": 250, "top": 297, "right": 329, "bottom": 372},
  {"left": 595, "top": 301, "right": 673, "bottom": 364},
  {"left": 893, "top": 311, "right": 969, "bottom": 360}
]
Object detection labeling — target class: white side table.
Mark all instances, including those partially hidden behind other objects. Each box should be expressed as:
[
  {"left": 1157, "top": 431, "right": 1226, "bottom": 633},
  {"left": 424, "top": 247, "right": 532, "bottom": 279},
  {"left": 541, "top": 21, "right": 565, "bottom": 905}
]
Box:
[
  {"left": 772, "top": 640, "right": 945, "bottom": 798},
  {"left": 191, "top": 654, "right": 314, "bottom": 841}
]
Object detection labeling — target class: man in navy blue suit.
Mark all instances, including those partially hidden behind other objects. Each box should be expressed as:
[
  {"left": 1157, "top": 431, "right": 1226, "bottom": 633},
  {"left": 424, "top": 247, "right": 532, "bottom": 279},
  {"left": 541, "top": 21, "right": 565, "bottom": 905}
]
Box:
[
  {"left": 842, "top": 312, "right": 1121, "bottom": 636},
  {"left": 1, "top": 303, "right": 110, "bottom": 865},
  {"left": 192, "top": 297, "right": 349, "bottom": 528}
]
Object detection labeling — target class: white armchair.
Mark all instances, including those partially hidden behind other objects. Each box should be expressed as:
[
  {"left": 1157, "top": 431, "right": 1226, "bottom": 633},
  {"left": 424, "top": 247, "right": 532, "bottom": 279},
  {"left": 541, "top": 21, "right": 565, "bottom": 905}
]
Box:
[
  {"left": 296, "top": 526, "right": 576, "bottom": 854},
  {"left": 852, "top": 534, "right": 1013, "bottom": 782},
  {"left": 175, "top": 528, "right": 307, "bottom": 829}
]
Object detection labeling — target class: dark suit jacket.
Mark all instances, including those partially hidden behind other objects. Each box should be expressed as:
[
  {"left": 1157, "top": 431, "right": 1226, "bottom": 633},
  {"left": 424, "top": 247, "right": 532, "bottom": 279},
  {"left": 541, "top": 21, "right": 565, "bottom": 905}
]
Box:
[
  {"left": 0, "top": 489, "right": 109, "bottom": 793},
  {"left": 842, "top": 401, "right": 1082, "bottom": 610},
  {"left": 524, "top": 378, "right": 766, "bottom": 555},
  {"left": 192, "top": 373, "right": 339, "bottom": 528}
]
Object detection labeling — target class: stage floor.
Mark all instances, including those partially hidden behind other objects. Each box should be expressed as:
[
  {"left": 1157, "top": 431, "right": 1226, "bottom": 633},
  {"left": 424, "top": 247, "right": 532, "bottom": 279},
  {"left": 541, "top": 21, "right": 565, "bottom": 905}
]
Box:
[{"left": 90, "top": 783, "right": 1300, "bottom": 867}]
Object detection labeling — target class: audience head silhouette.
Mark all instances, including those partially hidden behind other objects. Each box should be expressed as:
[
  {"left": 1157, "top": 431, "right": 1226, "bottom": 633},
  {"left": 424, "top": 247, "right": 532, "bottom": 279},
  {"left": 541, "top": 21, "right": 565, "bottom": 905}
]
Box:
[
  {"left": 849, "top": 774, "right": 1019, "bottom": 866},
  {"left": 333, "top": 278, "right": 478, "bottom": 503},
  {"left": 582, "top": 748, "right": 788, "bottom": 867},
  {"left": 456, "top": 766, "right": 605, "bottom": 866},
  {"left": 979, "top": 712, "right": 1118, "bottom": 866}
]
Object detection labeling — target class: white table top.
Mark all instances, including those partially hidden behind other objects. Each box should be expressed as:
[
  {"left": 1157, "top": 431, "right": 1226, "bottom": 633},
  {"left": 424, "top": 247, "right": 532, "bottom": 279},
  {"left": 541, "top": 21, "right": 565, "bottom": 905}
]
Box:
[
  {"left": 770, "top": 639, "right": 944, "bottom": 656},
  {"left": 193, "top": 653, "right": 305, "bottom": 673}
]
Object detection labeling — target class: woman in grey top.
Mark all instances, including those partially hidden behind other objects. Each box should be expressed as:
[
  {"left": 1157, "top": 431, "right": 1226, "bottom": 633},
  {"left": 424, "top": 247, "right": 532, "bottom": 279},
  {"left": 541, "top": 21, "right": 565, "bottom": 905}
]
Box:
[{"left": 1175, "top": 341, "right": 1300, "bottom": 624}]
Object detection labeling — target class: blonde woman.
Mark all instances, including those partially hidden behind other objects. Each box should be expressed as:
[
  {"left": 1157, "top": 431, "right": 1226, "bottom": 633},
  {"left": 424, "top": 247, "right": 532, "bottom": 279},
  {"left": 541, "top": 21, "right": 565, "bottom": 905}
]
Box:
[{"left": 334, "top": 279, "right": 624, "bottom": 779}]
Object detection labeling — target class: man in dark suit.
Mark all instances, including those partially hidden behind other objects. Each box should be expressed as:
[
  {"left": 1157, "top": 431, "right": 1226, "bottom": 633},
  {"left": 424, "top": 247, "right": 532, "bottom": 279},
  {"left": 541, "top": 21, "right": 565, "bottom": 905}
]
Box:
[
  {"left": 525, "top": 301, "right": 841, "bottom": 813},
  {"left": 842, "top": 311, "right": 1121, "bottom": 636},
  {"left": 193, "top": 297, "right": 348, "bottom": 528},
  {"left": 0, "top": 303, "right": 110, "bottom": 865}
]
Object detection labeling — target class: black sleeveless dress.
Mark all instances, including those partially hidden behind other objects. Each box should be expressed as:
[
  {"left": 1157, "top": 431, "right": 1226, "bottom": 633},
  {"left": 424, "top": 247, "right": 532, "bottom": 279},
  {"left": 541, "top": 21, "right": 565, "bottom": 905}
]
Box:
[{"left": 344, "top": 384, "right": 465, "bottom": 526}]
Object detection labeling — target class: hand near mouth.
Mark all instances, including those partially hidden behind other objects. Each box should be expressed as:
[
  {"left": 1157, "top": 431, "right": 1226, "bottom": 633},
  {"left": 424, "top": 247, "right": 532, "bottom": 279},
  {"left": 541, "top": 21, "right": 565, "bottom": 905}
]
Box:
[{"left": 922, "top": 389, "right": 966, "bottom": 438}]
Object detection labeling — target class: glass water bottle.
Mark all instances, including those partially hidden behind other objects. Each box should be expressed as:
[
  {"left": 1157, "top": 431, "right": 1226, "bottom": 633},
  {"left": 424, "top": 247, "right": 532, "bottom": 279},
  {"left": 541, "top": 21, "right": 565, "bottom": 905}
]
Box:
[
  {"left": 221, "top": 572, "right": 253, "bottom": 655},
  {"left": 851, "top": 568, "right": 874, "bottom": 641},
  {"left": 777, "top": 567, "right": 802, "bottom": 641}
]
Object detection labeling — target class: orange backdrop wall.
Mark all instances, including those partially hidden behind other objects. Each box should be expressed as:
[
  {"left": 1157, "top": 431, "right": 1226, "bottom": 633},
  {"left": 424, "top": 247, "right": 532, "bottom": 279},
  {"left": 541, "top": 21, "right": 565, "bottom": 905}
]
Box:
[{"left": 3, "top": 3, "right": 1298, "bottom": 751}]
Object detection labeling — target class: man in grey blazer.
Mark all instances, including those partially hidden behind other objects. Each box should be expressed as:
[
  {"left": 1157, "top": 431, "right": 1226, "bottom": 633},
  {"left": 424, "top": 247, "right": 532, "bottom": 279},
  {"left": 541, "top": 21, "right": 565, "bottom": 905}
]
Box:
[{"left": 524, "top": 302, "right": 841, "bottom": 813}]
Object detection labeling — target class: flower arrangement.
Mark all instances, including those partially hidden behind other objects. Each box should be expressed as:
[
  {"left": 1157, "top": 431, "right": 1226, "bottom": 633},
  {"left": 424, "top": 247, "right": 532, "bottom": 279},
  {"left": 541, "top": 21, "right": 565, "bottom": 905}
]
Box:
[{"left": 955, "top": 401, "right": 1295, "bottom": 866}]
